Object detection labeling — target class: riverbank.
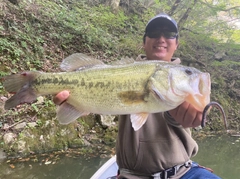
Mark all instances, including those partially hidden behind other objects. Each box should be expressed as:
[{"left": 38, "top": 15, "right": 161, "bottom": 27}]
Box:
[
  {"left": 1, "top": 0, "right": 240, "bottom": 159},
  {"left": 1, "top": 95, "right": 118, "bottom": 158}
]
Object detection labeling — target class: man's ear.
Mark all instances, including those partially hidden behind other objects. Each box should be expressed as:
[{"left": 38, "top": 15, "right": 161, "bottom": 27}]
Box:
[{"left": 175, "top": 41, "right": 179, "bottom": 50}]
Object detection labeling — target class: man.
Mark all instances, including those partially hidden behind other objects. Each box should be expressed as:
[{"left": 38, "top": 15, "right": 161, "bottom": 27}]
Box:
[{"left": 54, "top": 13, "right": 221, "bottom": 179}]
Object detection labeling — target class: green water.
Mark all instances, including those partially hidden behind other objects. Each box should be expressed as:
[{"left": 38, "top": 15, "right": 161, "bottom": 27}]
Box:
[
  {"left": 193, "top": 135, "right": 240, "bottom": 178},
  {"left": 0, "top": 153, "right": 109, "bottom": 179},
  {"left": 0, "top": 135, "right": 239, "bottom": 179}
]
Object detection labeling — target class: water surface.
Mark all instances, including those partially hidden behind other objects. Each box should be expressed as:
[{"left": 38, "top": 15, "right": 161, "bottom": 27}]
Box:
[
  {"left": 0, "top": 135, "right": 239, "bottom": 179},
  {"left": 193, "top": 135, "right": 240, "bottom": 178}
]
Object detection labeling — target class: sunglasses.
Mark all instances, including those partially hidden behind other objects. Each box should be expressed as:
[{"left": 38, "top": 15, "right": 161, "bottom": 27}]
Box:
[{"left": 146, "top": 30, "right": 178, "bottom": 39}]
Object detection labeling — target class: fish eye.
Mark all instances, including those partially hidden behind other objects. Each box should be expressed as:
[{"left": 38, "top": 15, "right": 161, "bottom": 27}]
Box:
[{"left": 185, "top": 69, "right": 193, "bottom": 75}]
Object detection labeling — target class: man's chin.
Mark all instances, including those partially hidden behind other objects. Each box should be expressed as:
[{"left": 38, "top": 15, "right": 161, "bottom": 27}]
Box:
[{"left": 152, "top": 54, "right": 167, "bottom": 61}]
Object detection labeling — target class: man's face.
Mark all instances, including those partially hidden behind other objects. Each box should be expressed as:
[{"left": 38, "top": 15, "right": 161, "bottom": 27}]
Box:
[{"left": 143, "top": 27, "right": 178, "bottom": 61}]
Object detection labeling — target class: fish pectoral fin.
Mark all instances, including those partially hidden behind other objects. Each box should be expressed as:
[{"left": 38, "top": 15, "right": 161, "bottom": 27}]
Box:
[
  {"left": 130, "top": 113, "right": 149, "bottom": 131},
  {"left": 56, "top": 102, "right": 89, "bottom": 124}
]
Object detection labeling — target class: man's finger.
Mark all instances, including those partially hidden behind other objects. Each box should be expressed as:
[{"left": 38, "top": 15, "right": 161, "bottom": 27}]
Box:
[{"left": 53, "top": 90, "right": 70, "bottom": 105}]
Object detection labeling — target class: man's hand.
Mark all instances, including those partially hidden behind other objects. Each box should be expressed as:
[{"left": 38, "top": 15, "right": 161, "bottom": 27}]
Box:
[
  {"left": 168, "top": 101, "right": 202, "bottom": 128},
  {"left": 53, "top": 90, "right": 70, "bottom": 105}
]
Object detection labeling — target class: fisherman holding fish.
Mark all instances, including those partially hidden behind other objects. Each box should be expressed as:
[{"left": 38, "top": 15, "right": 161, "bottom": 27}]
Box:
[
  {"left": 3, "top": 12, "right": 225, "bottom": 179},
  {"left": 53, "top": 14, "right": 221, "bottom": 178}
]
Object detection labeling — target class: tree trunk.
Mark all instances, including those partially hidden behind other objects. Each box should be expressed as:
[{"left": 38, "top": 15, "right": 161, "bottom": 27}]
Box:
[
  {"left": 168, "top": 0, "right": 181, "bottom": 16},
  {"left": 178, "top": 0, "right": 198, "bottom": 30}
]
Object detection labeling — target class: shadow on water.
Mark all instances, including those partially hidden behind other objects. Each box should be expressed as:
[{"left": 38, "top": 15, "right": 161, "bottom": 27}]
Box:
[{"left": 0, "top": 135, "right": 239, "bottom": 179}]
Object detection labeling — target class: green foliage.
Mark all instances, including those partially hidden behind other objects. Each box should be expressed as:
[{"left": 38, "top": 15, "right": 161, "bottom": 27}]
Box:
[
  {"left": 230, "top": 29, "right": 240, "bottom": 43},
  {"left": 211, "top": 60, "right": 240, "bottom": 67}
]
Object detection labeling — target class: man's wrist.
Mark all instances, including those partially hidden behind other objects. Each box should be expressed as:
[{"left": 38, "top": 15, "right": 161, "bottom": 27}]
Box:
[{"left": 164, "top": 111, "right": 181, "bottom": 127}]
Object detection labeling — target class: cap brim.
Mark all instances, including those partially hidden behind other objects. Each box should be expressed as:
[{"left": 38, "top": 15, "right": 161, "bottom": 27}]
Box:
[{"left": 146, "top": 18, "right": 178, "bottom": 33}]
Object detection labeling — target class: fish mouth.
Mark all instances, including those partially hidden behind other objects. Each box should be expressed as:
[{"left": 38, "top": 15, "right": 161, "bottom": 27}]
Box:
[{"left": 185, "top": 73, "right": 211, "bottom": 112}]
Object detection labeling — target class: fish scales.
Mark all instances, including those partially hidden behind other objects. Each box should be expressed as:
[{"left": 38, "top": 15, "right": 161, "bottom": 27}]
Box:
[
  {"left": 2, "top": 53, "right": 211, "bottom": 130},
  {"left": 33, "top": 62, "right": 158, "bottom": 114}
]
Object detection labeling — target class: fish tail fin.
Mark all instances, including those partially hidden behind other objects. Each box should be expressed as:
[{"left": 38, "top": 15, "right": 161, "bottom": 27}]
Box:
[{"left": 2, "top": 72, "right": 40, "bottom": 109}]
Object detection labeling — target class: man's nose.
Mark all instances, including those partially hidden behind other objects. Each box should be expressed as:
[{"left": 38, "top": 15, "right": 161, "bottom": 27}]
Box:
[{"left": 156, "top": 34, "right": 166, "bottom": 41}]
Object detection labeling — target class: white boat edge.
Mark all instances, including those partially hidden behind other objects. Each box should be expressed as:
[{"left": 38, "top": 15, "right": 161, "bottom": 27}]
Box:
[{"left": 90, "top": 155, "right": 118, "bottom": 179}]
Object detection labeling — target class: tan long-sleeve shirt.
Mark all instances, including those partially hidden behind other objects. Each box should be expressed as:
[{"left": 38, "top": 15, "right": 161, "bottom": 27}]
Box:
[{"left": 116, "top": 113, "right": 198, "bottom": 177}]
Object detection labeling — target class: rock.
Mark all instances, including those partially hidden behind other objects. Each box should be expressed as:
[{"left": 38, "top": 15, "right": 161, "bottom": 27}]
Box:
[
  {"left": 60, "top": 129, "right": 69, "bottom": 136},
  {"left": 3, "top": 133, "right": 16, "bottom": 144},
  {"left": 40, "top": 135, "right": 45, "bottom": 144},
  {"left": 83, "top": 139, "right": 91, "bottom": 146},
  {"left": 27, "top": 122, "right": 37, "bottom": 128},
  {"left": 45, "top": 120, "right": 51, "bottom": 127},
  {"left": 100, "top": 115, "right": 116, "bottom": 128},
  {"left": 3, "top": 124, "right": 9, "bottom": 130},
  {"left": 214, "top": 52, "right": 226, "bottom": 61},
  {"left": 17, "top": 140, "right": 26, "bottom": 152},
  {"left": 36, "top": 96, "right": 44, "bottom": 104},
  {"left": 0, "top": 96, "right": 8, "bottom": 102},
  {"left": 14, "top": 122, "right": 27, "bottom": 130},
  {"left": 194, "top": 126, "right": 202, "bottom": 131}
]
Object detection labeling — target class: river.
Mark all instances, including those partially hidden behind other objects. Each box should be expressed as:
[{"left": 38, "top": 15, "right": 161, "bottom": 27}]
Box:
[{"left": 0, "top": 135, "right": 239, "bottom": 179}]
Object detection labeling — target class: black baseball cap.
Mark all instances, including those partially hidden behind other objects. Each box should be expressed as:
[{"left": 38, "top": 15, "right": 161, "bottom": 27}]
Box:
[{"left": 145, "top": 13, "right": 178, "bottom": 33}]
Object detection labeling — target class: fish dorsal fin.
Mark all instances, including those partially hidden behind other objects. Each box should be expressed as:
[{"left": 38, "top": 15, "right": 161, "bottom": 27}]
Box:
[
  {"left": 110, "top": 56, "right": 135, "bottom": 65},
  {"left": 60, "top": 53, "right": 104, "bottom": 72},
  {"left": 130, "top": 113, "right": 149, "bottom": 131}
]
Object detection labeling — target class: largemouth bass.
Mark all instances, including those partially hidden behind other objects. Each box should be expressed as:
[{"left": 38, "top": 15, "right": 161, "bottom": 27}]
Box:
[{"left": 2, "top": 53, "right": 211, "bottom": 131}]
